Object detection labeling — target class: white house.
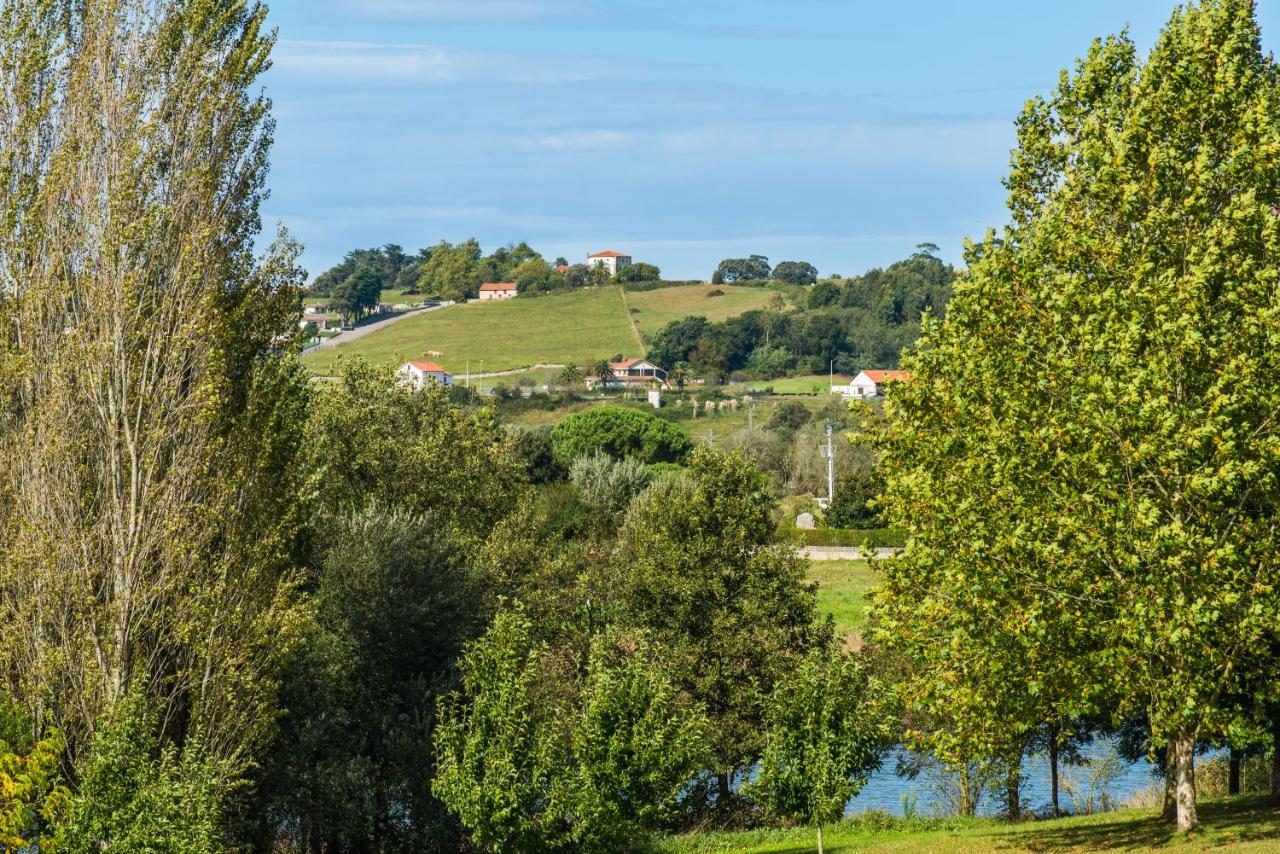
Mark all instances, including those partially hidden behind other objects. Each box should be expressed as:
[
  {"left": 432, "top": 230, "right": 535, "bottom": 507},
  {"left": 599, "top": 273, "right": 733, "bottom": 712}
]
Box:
[
  {"left": 586, "top": 357, "right": 666, "bottom": 389},
  {"left": 587, "top": 250, "right": 632, "bottom": 276},
  {"left": 398, "top": 360, "right": 454, "bottom": 388},
  {"left": 478, "top": 282, "right": 518, "bottom": 301},
  {"left": 836, "top": 369, "right": 911, "bottom": 399}
]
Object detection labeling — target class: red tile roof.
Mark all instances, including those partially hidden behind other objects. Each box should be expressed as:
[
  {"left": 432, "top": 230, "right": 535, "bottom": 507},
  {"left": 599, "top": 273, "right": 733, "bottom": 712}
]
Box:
[
  {"left": 609, "top": 358, "right": 643, "bottom": 369},
  {"left": 861, "top": 370, "right": 911, "bottom": 383},
  {"left": 588, "top": 250, "right": 630, "bottom": 258},
  {"left": 479, "top": 282, "right": 517, "bottom": 291},
  {"left": 555, "top": 265, "right": 571, "bottom": 273},
  {"left": 407, "top": 361, "right": 450, "bottom": 374}
]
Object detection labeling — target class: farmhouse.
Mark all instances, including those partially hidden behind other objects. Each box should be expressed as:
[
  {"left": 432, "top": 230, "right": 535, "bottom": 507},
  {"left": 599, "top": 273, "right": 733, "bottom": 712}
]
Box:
[
  {"left": 478, "top": 282, "right": 518, "bottom": 301},
  {"left": 838, "top": 369, "right": 911, "bottom": 399},
  {"left": 397, "top": 361, "right": 454, "bottom": 388},
  {"left": 587, "top": 250, "right": 632, "bottom": 276}
]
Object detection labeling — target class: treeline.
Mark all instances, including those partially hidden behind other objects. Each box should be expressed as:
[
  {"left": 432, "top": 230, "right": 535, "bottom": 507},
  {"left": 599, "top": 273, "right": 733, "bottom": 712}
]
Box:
[
  {"left": 310, "top": 239, "right": 662, "bottom": 306},
  {"left": 647, "top": 247, "right": 955, "bottom": 378}
]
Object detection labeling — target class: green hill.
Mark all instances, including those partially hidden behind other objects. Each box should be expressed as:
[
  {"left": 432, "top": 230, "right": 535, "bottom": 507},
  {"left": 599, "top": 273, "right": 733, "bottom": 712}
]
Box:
[{"left": 302, "top": 283, "right": 786, "bottom": 376}]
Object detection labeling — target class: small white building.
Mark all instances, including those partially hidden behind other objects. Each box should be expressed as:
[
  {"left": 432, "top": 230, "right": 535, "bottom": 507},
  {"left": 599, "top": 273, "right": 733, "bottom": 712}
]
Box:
[
  {"left": 587, "top": 250, "right": 632, "bottom": 276},
  {"left": 398, "top": 360, "right": 454, "bottom": 389},
  {"left": 478, "top": 282, "right": 518, "bottom": 301},
  {"left": 836, "top": 369, "right": 911, "bottom": 399}
]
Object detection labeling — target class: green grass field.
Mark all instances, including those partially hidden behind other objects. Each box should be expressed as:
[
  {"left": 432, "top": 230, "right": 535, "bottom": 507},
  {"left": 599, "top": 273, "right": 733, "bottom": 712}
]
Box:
[
  {"left": 302, "top": 287, "right": 640, "bottom": 375},
  {"left": 656, "top": 795, "right": 1280, "bottom": 853},
  {"left": 809, "top": 559, "right": 879, "bottom": 637},
  {"left": 626, "top": 283, "right": 782, "bottom": 337},
  {"left": 746, "top": 374, "right": 851, "bottom": 395}
]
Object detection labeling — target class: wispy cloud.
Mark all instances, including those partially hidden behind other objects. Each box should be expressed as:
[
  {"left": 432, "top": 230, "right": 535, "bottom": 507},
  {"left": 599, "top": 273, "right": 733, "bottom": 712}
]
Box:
[
  {"left": 518, "top": 130, "right": 634, "bottom": 152},
  {"left": 272, "top": 39, "right": 620, "bottom": 84},
  {"left": 348, "top": 0, "right": 584, "bottom": 22}
]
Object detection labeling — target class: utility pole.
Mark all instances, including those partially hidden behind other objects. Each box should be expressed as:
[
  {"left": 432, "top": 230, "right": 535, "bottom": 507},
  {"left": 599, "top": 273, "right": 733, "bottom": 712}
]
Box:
[
  {"left": 465, "top": 358, "right": 470, "bottom": 389},
  {"left": 824, "top": 422, "right": 835, "bottom": 504},
  {"left": 829, "top": 359, "right": 834, "bottom": 394}
]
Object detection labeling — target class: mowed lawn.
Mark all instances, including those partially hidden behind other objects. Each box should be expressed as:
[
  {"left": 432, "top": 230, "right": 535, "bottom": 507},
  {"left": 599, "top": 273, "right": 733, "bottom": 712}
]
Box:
[
  {"left": 656, "top": 795, "right": 1280, "bottom": 853},
  {"left": 302, "top": 287, "right": 639, "bottom": 375},
  {"left": 627, "top": 283, "right": 782, "bottom": 337},
  {"left": 809, "top": 559, "right": 879, "bottom": 638},
  {"left": 746, "top": 374, "right": 852, "bottom": 395}
]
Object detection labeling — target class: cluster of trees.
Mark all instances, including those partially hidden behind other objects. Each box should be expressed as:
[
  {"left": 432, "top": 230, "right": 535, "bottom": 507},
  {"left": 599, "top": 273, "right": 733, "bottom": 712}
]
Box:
[
  {"left": 647, "top": 248, "right": 954, "bottom": 380},
  {"left": 711, "top": 255, "right": 819, "bottom": 285},
  {"left": 312, "top": 240, "right": 663, "bottom": 304},
  {"left": 869, "top": 0, "right": 1280, "bottom": 832}
]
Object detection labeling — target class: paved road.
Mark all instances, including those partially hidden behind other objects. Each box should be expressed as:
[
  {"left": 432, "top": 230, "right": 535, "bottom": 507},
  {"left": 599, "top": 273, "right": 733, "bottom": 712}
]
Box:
[
  {"left": 802, "top": 546, "right": 901, "bottom": 561},
  {"left": 303, "top": 302, "right": 449, "bottom": 354}
]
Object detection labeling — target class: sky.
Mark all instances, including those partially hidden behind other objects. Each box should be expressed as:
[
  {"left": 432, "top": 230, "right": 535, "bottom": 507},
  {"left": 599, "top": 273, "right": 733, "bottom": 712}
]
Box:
[{"left": 261, "top": 0, "right": 1280, "bottom": 281}]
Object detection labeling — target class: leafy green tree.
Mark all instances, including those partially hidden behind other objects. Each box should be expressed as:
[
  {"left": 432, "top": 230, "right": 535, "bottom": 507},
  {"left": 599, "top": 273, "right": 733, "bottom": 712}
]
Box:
[
  {"left": 714, "top": 255, "right": 771, "bottom": 282},
  {"left": 330, "top": 265, "right": 384, "bottom": 321},
  {"left": 871, "top": 0, "right": 1280, "bottom": 831},
  {"left": 825, "top": 469, "right": 882, "bottom": 529},
  {"left": 745, "top": 640, "right": 891, "bottom": 854},
  {"left": 616, "top": 448, "right": 820, "bottom": 794},
  {"left": 418, "top": 239, "right": 483, "bottom": 301},
  {"left": 646, "top": 316, "right": 712, "bottom": 370},
  {"left": 0, "top": 699, "right": 66, "bottom": 850},
  {"left": 615, "top": 262, "right": 661, "bottom": 283},
  {"left": 557, "top": 363, "right": 584, "bottom": 387},
  {"left": 434, "top": 611, "right": 707, "bottom": 854},
  {"left": 551, "top": 406, "right": 693, "bottom": 466},
  {"left": 563, "top": 264, "right": 592, "bottom": 288},
  {"left": 771, "top": 261, "right": 819, "bottom": 285}
]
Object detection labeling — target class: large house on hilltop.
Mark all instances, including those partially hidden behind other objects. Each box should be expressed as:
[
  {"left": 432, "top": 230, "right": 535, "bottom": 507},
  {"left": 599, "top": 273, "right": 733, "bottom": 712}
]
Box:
[
  {"left": 836, "top": 369, "right": 911, "bottom": 399},
  {"left": 587, "top": 250, "right": 632, "bottom": 276},
  {"left": 398, "top": 361, "right": 454, "bottom": 389},
  {"left": 478, "top": 282, "right": 518, "bottom": 301}
]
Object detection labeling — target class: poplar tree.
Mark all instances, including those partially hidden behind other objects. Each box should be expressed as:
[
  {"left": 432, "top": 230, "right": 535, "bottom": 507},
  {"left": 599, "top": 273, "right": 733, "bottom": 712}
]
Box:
[
  {"left": 0, "top": 0, "right": 306, "bottom": 799},
  {"left": 872, "top": 0, "right": 1280, "bottom": 831}
]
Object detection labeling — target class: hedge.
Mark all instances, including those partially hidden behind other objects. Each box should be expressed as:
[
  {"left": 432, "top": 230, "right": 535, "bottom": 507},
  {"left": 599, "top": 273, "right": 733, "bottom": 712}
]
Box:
[{"left": 778, "top": 527, "right": 906, "bottom": 549}]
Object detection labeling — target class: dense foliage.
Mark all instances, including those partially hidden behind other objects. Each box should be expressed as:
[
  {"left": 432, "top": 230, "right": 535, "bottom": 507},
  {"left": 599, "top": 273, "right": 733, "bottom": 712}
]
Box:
[{"left": 551, "top": 406, "right": 695, "bottom": 466}]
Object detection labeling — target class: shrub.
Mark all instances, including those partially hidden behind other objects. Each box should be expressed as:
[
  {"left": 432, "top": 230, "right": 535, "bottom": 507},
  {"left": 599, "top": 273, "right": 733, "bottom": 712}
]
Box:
[{"left": 552, "top": 406, "right": 694, "bottom": 466}]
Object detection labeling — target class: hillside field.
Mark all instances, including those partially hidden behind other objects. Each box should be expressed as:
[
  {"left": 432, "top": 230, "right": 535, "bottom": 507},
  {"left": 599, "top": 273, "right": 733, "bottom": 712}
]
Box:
[
  {"left": 302, "top": 283, "right": 787, "bottom": 375},
  {"left": 302, "top": 287, "right": 638, "bottom": 375}
]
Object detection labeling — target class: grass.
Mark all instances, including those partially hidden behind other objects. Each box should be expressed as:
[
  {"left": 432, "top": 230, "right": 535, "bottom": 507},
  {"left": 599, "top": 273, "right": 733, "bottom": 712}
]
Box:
[
  {"left": 808, "top": 560, "right": 879, "bottom": 638},
  {"left": 302, "top": 287, "right": 638, "bottom": 375},
  {"left": 626, "top": 283, "right": 783, "bottom": 337},
  {"left": 655, "top": 795, "right": 1280, "bottom": 853},
  {"left": 746, "top": 374, "right": 851, "bottom": 395}
]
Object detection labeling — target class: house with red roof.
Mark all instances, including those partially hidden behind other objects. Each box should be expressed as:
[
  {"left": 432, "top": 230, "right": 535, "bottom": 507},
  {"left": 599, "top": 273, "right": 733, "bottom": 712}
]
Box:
[
  {"left": 841, "top": 369, "right": 911, "bottom": 399},
  {"left": 398, "top": 360, "right": 454, "bottom": 389},
  {"left": 587, "top": 250, "right": 632, "bottom": 276},
  {"left": 478, "top": 282, "right": 518, "bottom": 301},
  {"left": 586, "top": 357, "right": 665, "bottom": 389}
]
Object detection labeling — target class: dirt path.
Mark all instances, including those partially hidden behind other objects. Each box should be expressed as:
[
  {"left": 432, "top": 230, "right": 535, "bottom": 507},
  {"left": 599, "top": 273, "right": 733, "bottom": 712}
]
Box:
[{"left": 616, "top": 285, "right": 646, "bottom": 354}]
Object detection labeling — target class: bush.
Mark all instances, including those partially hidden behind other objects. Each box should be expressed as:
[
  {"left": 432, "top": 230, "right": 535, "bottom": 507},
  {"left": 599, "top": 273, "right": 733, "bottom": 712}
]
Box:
[
  {"left": 552, "top": 406, "right": 694, "bottom": 466},
  {"left": 706, "top": 289, "right": 725, "bottom": 297}
]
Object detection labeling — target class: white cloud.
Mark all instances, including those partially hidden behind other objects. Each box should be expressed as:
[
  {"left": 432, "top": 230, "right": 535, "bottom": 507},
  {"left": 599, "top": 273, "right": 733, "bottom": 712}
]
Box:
[
  {"left": 518, "top": 130, "right": 634, "bottom": 152},
  {"left": 348, "top": 0, "right": 583, "bottom": 21},
  {"left": 272, "top": 39, "right": 618, "bottom": 85}
]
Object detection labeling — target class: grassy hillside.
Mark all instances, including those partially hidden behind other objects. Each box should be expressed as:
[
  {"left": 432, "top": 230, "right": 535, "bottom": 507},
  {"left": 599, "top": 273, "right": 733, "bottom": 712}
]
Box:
[
  {"left": 656, "top": 795, "right": 1280, "bottom": 853},
  {"left": 627, "top": 283, "right": 781, "bottom": 336},
  {"left": 302, "top": 287, "right": 639, "bottom": 375}
]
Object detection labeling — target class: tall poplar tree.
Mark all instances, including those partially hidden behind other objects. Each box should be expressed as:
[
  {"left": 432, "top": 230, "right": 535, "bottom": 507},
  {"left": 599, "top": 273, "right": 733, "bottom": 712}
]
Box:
[
  {"left": 0, "top": 0, "right": 306, "bottom": 800},
  {"left": 872, "top": 0, "right": 1280, "bottom": 831}
]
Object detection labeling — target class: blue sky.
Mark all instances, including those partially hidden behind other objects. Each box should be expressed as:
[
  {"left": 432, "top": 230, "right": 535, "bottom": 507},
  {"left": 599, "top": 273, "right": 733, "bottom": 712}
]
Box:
[{"left": 262, "top": 0, "right": 1280, "bottom": 281}]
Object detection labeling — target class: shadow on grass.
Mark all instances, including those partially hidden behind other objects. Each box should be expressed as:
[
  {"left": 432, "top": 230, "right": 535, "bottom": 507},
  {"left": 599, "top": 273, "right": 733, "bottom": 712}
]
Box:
[{"left": 1009, "top": 796, "right": 1280, "bottom": 851}]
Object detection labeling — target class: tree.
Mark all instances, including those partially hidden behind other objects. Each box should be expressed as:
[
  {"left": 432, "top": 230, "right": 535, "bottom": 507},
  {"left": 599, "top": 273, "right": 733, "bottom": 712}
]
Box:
[
  {"left": 615, "top": 262, "right": 661, "bottom": 283},
  {"left": 551, "top": 407, "right": 693, "bottom": 466},
  {"left": 433, "top": 611, "right": 707, "bottom": 853},
  {"left": 669, "top": 361, "right": 689, "bottom": 389},
  {"left": 0, "top": 0, "right": 309, "bottom": 811},
  {"left": 563, "top": 264, "right": 592, "bottom": 288},
  {"left": 825, "top": 469, "right": 882, "bottom": 529},
  {"left": 330, "top": 265, "right": 384, "bottom": 321},
  {"left": 418, "top": 239, "right": 483, "bottom": 301},
  {"left": 569, "top": 452, "right": 652, "bottom": 525},
  {"left": 616, "top": 448, "right": 820, "bottom": 793},
  {"left": 772, "top": 261, "right": 819, "bottom": 286},
  {"left": 745, "top": 640, "right": 890, "bottom": 854},
  {"left": 646, "top": 316, "right": 713, "bottom": 370},
  {"left": 715, "top": 254, "right": 771, "bottom": 282},
  {"left": 557, "top": 363, "right": 584, "bottom": 387},
  {"left": 871, "top": 0, "right": 1280, "bottom": 831}
]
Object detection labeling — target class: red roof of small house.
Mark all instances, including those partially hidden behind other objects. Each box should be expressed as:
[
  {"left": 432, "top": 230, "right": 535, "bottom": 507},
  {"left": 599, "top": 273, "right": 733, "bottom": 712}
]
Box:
[
  {"left": 609, "top": 358, "right": 643, "bottom": 370},
  {"left": 407, "top": 361, "right": 450, "bottom": 374},
  {"left": 588, "top": 250, "right": 630, "bottom": 258},
  {"left": 555, "top": 265, "right": 571, "bottom": 273},
  {"left": 861, "top": 370, "right": 912, "bottom": 383},
  {"left": 479, "top": 282, "right": 517, "bottom": 292}
]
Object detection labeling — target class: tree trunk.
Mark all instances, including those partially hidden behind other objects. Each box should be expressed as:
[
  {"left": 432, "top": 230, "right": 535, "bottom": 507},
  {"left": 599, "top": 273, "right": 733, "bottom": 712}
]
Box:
[
  {"left": 1229, "top": 747, "right": 1241, "bottom": 796},
  {"left": 1271, "top": 709, "right": 1280, "bottom": 803},
  {"left": 816, "top": 824, "right": 824, "bottom": 854},
  {"left": 1163, "top": 751, "right": 1177, "bottom": 822},
  {"left": 717, "top": 771, "right": 731, "bottom": 806},
  {"left": 1049, "top": 725, "right": 1061, "bottom": 818},
  {"left": 1172, "top": 729, "right": 1198, "bottom": 832}
]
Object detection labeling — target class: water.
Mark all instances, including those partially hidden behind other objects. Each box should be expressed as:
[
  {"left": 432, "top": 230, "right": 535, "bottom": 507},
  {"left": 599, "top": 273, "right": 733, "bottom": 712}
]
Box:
[{"left": 846, "top": 739, "right": 1183, "bottom": 817}]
